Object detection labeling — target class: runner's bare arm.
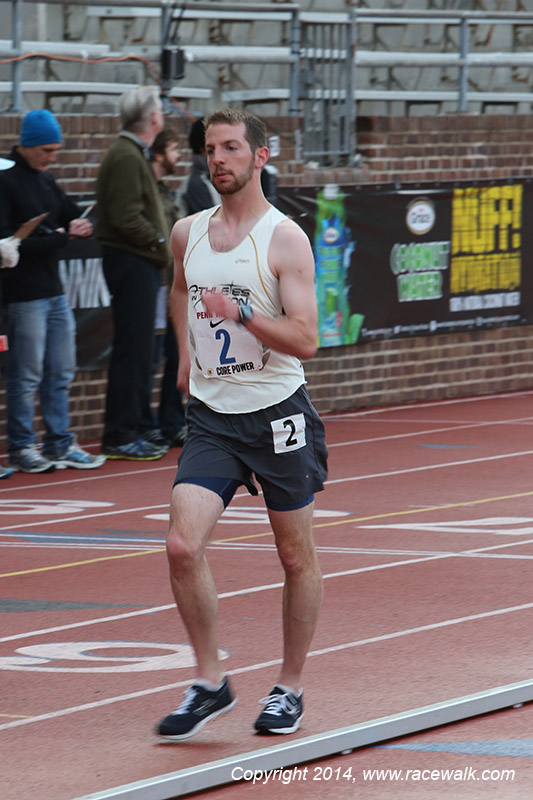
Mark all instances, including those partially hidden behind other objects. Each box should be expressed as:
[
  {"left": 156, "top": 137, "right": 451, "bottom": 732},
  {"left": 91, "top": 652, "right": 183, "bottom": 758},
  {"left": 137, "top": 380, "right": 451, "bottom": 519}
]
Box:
[
  {"left": 169, "top": 216, "right": 195, "bottom": 393},
  {"left": 201, "top": 219, "right": 318, "bottom": 360}
]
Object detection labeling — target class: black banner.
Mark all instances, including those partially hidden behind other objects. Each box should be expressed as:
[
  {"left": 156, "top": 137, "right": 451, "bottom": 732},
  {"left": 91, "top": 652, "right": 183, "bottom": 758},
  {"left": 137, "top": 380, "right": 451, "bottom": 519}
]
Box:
[
  {"left": 277, "top": 180, "right": 531, "bottom": 346},
  {"left": 58, "top": 238, "right": 112, "bottom": 370},
  {"left": 45, "top": 179, "right": 533, "bottom": 369}
]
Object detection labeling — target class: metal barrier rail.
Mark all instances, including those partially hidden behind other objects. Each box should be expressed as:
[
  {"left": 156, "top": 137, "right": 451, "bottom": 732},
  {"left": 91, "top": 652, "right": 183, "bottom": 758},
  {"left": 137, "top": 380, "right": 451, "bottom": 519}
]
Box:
[
  {"left": 6, "top": 2, "right": 533, "bottom": 164},
  {"left": 72, "top": 680, "right": 533, "bottom": 799},
  {"left": 4, "top": 0, "right": 302, "bottom": 115}
]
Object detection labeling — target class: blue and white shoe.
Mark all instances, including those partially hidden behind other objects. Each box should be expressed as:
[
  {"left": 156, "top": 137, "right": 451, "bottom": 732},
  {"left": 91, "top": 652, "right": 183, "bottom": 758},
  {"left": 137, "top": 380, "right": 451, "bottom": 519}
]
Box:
[
  {"left": 0, "top": 464, "right": 13, "bottom": 479},
  {"left": 101, "top": 438, "right": 166, "bottom": 461},
  {"left": 50, "top": 438, "right": 106, "bottom": 470}
]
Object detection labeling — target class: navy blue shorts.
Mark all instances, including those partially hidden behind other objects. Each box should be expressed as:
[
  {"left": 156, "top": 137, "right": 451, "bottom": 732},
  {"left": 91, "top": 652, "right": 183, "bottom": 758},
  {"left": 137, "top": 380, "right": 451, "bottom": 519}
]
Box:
[{"left": 173, "top": 385, "right": 328, "bottom": 510}]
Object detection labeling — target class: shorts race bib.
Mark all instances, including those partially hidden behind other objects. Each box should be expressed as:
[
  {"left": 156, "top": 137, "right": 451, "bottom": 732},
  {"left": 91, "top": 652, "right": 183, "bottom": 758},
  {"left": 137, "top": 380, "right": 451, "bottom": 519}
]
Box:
[{"left": 270, "top": 413, "right": 306, "bottom": 453}]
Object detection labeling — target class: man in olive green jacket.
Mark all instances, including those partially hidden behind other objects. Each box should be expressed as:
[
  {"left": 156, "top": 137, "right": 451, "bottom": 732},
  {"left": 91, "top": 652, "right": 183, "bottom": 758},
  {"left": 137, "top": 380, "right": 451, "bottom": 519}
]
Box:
[{"left": 96, "top": 86, "right": 171, "bottom": 460}]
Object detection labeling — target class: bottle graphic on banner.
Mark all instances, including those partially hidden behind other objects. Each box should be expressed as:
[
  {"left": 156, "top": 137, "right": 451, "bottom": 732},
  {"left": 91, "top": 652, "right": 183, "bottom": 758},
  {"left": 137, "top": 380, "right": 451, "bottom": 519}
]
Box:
[{"left": 314, "top": 184, "right": 359, "bottom": 346}]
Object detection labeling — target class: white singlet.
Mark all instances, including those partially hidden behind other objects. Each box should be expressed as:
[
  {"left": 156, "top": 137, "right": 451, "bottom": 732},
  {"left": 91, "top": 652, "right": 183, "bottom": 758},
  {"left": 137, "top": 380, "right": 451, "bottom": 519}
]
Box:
[{"left": 183, "top": 204, "right": 306, "bottom": 414}]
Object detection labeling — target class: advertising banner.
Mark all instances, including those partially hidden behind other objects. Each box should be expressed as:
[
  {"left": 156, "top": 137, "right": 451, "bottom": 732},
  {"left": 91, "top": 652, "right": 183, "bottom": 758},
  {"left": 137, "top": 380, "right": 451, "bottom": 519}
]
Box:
[
  {"left": 277, "top": 180, "right": 532, "bottom": 346},
  {"left": 58, "top": 238, "right": 112, "bottom": 370},
  {"left": 44, "top": 179, "right": 532, "bottom": 369}
]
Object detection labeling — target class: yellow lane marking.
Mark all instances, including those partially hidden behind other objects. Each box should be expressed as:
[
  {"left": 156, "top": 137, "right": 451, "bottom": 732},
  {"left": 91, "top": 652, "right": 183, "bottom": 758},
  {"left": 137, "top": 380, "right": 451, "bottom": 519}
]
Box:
[
  {"left": 311, "top": 489, "right": 533, "bottom": 530},
  {"left": 0, "top": 549, "right": 165, "bottom": 579},
  {"left": 0, "top": 713, "right": 32, "bottom": 719},
  {"left": 212, "top": 489, "right": 533, "bottom": 541},
  {"left": 2, "top": 489, "right": 533, "bottom": 578}
]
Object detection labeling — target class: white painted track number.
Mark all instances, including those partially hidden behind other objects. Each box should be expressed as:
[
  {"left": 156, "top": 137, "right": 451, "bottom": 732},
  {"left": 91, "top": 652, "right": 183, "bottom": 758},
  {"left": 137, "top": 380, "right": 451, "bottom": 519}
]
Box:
[{"left": 271, "top": 413, "right": 306, "bottom": 453}]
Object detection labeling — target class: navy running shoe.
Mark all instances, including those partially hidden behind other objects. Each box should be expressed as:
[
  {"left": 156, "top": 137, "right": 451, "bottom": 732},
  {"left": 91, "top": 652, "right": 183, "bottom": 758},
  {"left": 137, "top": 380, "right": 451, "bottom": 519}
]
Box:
[
  {"left": 254, "top": 685, "right": 304, "bottom": 734},
  {"left": 101, "top": 439, "right": 166, "bottom": 461},
  {"left": 157, "top": 677, "right": 237, "bottom": 741}
]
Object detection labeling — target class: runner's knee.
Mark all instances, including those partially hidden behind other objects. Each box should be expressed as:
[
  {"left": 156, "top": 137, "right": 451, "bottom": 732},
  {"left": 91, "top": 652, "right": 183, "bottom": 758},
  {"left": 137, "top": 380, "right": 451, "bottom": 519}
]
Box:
[
  {"left": 166, "top": 530, "right": 203, "bottom": 572},
  {"left": 277, "top": 540, "right": 315, "bottom": 577}
]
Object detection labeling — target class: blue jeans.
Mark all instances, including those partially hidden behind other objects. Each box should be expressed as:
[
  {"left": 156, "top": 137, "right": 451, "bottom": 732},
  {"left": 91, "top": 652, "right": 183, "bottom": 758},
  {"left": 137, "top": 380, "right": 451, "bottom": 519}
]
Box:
[{"left": 6, "top": 295, "right": 76, "bottom": 457}]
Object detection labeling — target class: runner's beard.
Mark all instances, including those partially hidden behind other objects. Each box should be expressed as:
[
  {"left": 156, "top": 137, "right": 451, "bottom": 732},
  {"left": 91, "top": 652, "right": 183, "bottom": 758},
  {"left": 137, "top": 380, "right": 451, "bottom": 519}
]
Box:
[{"left": 212, "top": 158, "right": 255, "bottom": 195}]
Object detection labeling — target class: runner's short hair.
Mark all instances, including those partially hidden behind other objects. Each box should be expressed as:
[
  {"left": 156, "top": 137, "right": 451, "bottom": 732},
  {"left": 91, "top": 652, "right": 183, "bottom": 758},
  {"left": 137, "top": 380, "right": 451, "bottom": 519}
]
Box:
[{"left": 205, "top": 109, "right": 267, "bottom": 152}]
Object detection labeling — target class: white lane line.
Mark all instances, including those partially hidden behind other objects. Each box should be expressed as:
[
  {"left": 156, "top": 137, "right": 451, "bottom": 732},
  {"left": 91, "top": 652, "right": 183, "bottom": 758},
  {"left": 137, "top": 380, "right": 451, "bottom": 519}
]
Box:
[
  {"left": 212, "top": 545, "right": 533, "bottom": 561},
  {"left": 326, "top": 449, "right": 533, "bottom": 486},
  {"left": 4, "top": 539, "right": 533, "bottom": 563},
  {"left": 0, "top": 559, "right": 451, "bottom": 645},
  {"left": 0, "top": 503, "right": 170, "bottom": 532},
  {"left": 1, "top": 599, "right": 532, "bottom": 732},
  {"left": 0, "top": 490, "right": 248, "bottom": 532},
  {"left": 0, "top": 463, "right": 176, "bottom": 494},
  {"left": 2, "top": 448, "right": 533, "bottom": 534},
  {"left": 2, "top": 396, "right": 532, "bottom": 493},
  {"left": 322, "top": 390, "right": 533, "bottom": 420},
  {"left": 331, "top": 415, "right": 533, "bottom": 425},
  {"left": 3, "top": 531, "right": 533, "bottom": 645},
  {"left": 0, "top": 533, "right": 164, "bottom": 544},
  {"left": 327, "top": 418, "right": 533, "bottom": 448},
  {"left": 0, "top": 543, "right": 161, "bottom": 551}
]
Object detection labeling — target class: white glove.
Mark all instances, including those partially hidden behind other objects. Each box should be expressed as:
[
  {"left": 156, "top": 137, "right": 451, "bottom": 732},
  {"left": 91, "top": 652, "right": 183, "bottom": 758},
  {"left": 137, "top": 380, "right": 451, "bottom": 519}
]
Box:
[{"left": 0, "top": 237, "right": 21, "bottom": 268}]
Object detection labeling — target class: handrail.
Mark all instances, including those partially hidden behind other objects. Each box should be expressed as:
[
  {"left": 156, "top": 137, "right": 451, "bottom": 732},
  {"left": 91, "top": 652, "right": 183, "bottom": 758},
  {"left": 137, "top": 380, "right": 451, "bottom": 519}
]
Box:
[
  {"left": 40, "top": 0, "right": 300, "bottom": 9},
  {"left": 184, "top": 46, "right": 296, "bottom": 64},
  {"left": 85, "top": 6, "right": 296, "bottom": 22},
  {"left": 0, "top": 39, "right": 115, "bottom": 57},
  {"left": 7, "top": 2, "right": 533, "bottom": 159}
]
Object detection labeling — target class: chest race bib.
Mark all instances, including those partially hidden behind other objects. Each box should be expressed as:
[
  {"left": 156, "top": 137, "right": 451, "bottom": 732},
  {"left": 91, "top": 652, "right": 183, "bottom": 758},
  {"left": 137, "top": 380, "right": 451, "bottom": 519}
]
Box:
[{"left": 193, "top": 312, "right": 264, "bottom": 378}]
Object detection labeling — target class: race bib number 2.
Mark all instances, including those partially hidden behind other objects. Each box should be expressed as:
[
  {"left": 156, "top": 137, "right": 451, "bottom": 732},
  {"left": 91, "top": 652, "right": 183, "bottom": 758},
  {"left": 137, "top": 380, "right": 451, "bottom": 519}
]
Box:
[
  {"left": 271, "top": 413, "right": 306, "bottom": 453},
  {"left": 195, "top": 317, "right": 263, "bottom": 378}
]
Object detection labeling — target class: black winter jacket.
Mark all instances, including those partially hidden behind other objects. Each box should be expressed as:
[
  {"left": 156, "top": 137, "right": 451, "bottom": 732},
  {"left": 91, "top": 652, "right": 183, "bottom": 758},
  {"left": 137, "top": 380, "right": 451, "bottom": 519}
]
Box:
[{"left": 0, "top": 147, "right": 82, "bottom": 303}]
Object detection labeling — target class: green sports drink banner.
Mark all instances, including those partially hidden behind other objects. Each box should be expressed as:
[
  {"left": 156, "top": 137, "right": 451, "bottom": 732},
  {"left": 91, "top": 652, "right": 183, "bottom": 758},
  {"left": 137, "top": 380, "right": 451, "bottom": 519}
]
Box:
[{"left": 277, "top": 180, "right": 532, "bottom": 346}]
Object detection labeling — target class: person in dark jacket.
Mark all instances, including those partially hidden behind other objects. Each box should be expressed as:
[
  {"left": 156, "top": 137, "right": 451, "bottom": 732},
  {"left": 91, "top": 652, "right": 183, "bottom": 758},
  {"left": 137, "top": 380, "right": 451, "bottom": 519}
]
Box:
[
  {"left": 96, "top": 85, "right": 171, "bottom": 460},
  {"left": 0, "top": 159, "right": 20, "bottom": 271},
  {"left": 0, "top": 110, "right": 106, "bottom": 474},
  {"left": 0, "top": 155, "right": 19, "bottom": 479},
  {"left": 180, "top": 117, "right": 220, "bottom": 216},
  {"left": 139, "top": 124, "right": 187, "bottom": 448}
]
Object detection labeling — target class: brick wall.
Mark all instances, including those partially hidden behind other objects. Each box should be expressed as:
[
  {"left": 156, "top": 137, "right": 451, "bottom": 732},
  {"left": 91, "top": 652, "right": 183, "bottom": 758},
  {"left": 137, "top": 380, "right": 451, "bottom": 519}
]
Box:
[
  {"left": 354, "top": 114, "right": 533, "bottom": 185},
  {"left": 306, "top": 326, "right": 533, "bottom": 414},
  {"left": 1, "top": 112, "right": 533, "bottom": 451}
]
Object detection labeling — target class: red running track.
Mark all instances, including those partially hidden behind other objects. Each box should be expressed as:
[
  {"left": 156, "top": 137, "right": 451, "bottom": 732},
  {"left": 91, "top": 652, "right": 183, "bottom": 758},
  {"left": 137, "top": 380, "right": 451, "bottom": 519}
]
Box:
[{"left": 1, "top": 391, "right": 533, "bottom": 799}]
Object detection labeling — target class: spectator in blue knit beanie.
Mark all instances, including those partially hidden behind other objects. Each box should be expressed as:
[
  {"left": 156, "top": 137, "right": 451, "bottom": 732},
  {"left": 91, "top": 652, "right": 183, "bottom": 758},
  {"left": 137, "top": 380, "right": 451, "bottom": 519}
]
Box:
[
  {"left": 0, "top": 109, "right": 106, "bottom": 474},
  {"left": 17, "top": 109, "right": 63, "bottom": 173},
  {"left": 20, "top": 109, "right": 63, "bottom": 147}
]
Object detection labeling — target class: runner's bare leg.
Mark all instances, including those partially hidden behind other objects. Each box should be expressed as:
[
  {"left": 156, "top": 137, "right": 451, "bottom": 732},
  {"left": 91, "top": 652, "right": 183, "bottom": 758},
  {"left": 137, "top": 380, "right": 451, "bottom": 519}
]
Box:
[
  {"left": 269, "top": 502, "right": 323, "bottom": 689},
  {"left": 166, "top": 482, "right": 225, "bottom": 685}
]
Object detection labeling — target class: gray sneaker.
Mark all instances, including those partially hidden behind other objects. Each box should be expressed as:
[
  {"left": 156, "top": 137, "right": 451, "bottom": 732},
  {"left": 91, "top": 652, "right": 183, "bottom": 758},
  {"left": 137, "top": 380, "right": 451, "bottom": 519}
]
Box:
[
  {"left": 49, "top": 438, "right": 106, "bottom": 470},
  {"left": 9, "top": 445, "right": 56, "bottom": 474}
]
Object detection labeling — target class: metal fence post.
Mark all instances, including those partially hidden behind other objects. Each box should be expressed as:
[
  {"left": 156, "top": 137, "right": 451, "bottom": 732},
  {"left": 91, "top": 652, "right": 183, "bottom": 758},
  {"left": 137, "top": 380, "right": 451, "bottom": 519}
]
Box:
[
  {"left": 458, "top": 15, "right": 470, "bottom": 112},
  {"left": 289, "top": 5, "right": 300, "bottom": 116},
  {"left": 11, "top": 0, "right": 23, "bottom": 112},
  {"left": 348, "top": 8, "right": 357, "bottom": 163}
]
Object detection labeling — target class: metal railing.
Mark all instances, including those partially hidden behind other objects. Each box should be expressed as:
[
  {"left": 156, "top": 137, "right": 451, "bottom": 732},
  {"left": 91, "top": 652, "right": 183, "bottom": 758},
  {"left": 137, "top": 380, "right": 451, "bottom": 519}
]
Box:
[
  {"left": 6, "top": 2, "right": 533, "bottom": 164},
  {"left": 351, "top": 8, "right": 533, "bottom": 116}
]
